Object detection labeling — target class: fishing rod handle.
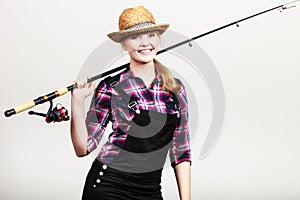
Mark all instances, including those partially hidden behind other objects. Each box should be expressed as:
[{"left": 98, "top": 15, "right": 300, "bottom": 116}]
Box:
[
  {"left": 5, "top": 100, "right": 35, "bottom": 117},
  {"left": 4, "top": 86, "right": 72, "bottom": 117}
]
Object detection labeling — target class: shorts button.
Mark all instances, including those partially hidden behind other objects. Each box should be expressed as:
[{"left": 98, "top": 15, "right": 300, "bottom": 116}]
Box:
[
  {"left": 99, "top": 171, "right": 104, "bottom": 176},
  {"left": 102, "top": 165, "right": 107, "bottom": 170},
  {"left": 96, "top": 179, "right": 101, "bottom": 183}
]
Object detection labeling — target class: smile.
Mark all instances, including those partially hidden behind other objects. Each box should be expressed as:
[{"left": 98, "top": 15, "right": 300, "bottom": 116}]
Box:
[{"left": 137, "top": 48, "right": 153, "bottom": 55}]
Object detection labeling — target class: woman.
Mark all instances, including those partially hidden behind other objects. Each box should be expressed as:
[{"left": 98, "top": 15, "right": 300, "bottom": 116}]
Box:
[{"left": 71, "top": 6, "right": 191, "bottom": 200}]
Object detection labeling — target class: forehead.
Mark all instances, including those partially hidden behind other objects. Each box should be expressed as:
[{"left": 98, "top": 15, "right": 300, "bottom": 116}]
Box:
[{"left": 121, "top": 31, "right": 159, "bottom": 41}]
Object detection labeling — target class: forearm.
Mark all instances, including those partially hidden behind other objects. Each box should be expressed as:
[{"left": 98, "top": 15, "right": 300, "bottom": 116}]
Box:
[
  {"left": 70, "top": 97, "right": 88, "bottom": 157},
  {"left": 174, "top": 161, "right": 191, "bottom": 200}
]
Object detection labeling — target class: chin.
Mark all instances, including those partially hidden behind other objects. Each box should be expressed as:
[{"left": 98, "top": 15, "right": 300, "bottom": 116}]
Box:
[
  {"left": 134, "top": 56, "right": 155, "bottom": 65},
  {"left": 134, "top": 60, "right": 153, "bottom": 65},
  {"left": 140, "top": 58, "right": 154, "bottom": 63}
]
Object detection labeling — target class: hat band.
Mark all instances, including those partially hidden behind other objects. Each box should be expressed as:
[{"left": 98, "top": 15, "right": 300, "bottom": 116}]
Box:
[{"left": 125, "top": 22, "right": 155, "bottom": 31}]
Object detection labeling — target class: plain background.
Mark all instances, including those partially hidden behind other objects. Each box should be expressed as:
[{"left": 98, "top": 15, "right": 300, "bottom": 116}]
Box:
[{"left": 1, "top": 0, "right": 300, "bottom": 199}]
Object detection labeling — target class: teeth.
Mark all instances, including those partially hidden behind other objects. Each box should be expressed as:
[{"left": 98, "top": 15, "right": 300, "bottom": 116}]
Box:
[{"left": 139, "top": 49, "right": 152, "bottom": 54}]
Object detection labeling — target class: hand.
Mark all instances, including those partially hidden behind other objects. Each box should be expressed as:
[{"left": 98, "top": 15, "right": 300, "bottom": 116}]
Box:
[{"left": 71, "top": 76, "right": 94, "bottom": 102}]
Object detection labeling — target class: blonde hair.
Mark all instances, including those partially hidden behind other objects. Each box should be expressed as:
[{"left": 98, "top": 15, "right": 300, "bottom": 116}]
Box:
[{"left": 154, "top": 59, "right": 181, "bottom": 93}]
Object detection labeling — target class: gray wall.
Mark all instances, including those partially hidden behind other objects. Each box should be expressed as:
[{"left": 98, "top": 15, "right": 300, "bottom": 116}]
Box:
[{"left": 1, "top": 0, "right": 299, "bottom": 199}]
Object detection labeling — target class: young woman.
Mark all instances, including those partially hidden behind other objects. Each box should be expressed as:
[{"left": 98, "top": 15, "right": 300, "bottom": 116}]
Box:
[{"left": 71, "top": 6, "right": 191, "bottom": 200}]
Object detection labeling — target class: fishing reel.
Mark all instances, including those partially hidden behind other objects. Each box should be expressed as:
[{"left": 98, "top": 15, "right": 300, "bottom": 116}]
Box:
[{"left": 28, "top": 100, "right": 70, "bottom": 123}]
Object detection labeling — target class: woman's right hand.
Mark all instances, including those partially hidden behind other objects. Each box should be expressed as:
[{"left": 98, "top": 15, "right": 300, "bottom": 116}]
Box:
[
  {"left": 71, "top": 76, "right": 94, "bottom": 102},
  {"left": 70, "top": 76, "right": 93, "bottom": 157}
]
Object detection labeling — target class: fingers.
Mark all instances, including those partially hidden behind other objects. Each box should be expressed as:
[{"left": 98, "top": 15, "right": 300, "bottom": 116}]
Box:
[
  {"left": 72, "top": 76, "right": 94, "bottom": 99},
  {"left": 75, "top": 76, "right": 91, "bottom": 89},
  {"left": 87, "top": 76, "right": 94, "bottom": 88}
]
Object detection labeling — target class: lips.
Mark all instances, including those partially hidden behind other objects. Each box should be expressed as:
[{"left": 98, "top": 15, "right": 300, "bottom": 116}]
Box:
[{"left": 137, "top": 48, "right": 153, "bottom": 55}]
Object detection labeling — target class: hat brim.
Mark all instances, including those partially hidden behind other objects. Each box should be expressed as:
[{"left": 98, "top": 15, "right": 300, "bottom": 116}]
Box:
[{"left": 107, "top": 23, "right": 169, "bottom": 43}]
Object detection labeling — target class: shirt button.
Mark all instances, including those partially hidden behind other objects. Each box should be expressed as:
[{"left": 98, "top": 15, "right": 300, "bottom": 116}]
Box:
[
  {"left": 93, "top": 185, "right": 96, "bottom": 188},
  {"left": 99, "top": 171, "right": 104, "bottom": 176},
  {"left": 102, "top": 165, "right": 107, "bottom": 170},
  {"left": 96, "top": 179, "right": 101, "bottom": 183}
]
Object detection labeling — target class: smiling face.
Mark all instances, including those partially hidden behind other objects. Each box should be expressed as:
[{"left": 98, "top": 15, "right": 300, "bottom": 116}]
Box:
[{"left": 121, "top": 31, "right": 160, "bottom": 67}]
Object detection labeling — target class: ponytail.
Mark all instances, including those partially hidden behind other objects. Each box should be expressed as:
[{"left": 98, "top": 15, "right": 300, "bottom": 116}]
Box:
[{"left": 154, "top": 59, "right": 181, "bottom": 93}]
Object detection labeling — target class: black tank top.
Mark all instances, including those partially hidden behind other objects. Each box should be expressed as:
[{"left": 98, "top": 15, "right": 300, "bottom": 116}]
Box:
[{"left": 104, "top": 74, "right": 181, "bottom": 173}]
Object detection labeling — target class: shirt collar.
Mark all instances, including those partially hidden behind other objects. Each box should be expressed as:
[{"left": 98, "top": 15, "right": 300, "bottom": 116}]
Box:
[{"left": 119, "top": 65, "right": 162, "bottom": 85}]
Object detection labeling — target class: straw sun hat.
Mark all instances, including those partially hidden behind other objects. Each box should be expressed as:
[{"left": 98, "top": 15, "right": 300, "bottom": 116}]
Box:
[{"left": 107, "top": 6, "right": 169, "bottom": 43}]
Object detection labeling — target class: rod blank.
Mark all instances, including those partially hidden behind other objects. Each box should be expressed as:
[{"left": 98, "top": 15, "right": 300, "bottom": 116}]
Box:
[{"left": 4, "top": 1, "right": 298, "bottom": 118}]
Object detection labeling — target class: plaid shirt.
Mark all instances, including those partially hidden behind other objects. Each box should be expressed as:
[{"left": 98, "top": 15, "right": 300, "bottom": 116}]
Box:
[{"left": 86, "top": 67, "right": 191, "bottom": 167}]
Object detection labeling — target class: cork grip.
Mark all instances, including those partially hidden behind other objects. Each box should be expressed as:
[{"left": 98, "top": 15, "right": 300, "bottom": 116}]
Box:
[
  {"left": 58, "top": 87, "right": 68, "bottom": 96},
  {"left": 4, "top": 100, "right": 35, "bottom": 117},
  {"left": 14, "top": 100, "right": 35, "bottom": 114}
]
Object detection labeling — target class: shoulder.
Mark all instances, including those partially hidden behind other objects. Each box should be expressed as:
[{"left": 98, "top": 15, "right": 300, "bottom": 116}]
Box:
[
  {"left": 95, "top": 70, "right": 123, "bottom": 91},
  {"left": 174, "top": 78, "right": 186, "bottom": 94},
  {"left": 103, "top": 66, "right": 130, "bottom": 87},
  {"left": 174, "top": 78, "right": 183, "bottom": 86},
  {"left": 173, "top": 78, "right": 188, "bottom": 106},
  {"left": 103, "top": 73, "right": 122, "bottom": 87}
]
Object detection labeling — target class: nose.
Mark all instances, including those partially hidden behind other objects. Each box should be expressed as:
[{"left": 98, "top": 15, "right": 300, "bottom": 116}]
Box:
[{"left": 140, "top": 34, "right": 150, "bottom": 47}]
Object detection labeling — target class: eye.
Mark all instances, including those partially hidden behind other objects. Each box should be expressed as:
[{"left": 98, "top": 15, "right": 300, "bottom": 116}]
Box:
[
  {"left": 149, "top": 32, "right": 156, "bottom": 37},
  {"left": 130, "top": 35, "right": 138, "bottom": 40}
]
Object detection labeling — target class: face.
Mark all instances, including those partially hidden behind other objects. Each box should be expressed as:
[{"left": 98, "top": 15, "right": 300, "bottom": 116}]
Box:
[{"left": 121, "top": 31, "right": 160, "bottom": 66}]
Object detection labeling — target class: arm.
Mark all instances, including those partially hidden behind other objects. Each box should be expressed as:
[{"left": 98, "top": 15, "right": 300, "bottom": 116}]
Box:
[
  {"left": 70, "top": 77, "right": 94, "bottom": 157},
  {"left": 169, "top": 82, "right": 192, "bottom": 199},
  {"left": 174, "top": 161, "right": 191, "bottom": 200},
  {"left": 70, "top": 78, "right": 112, "bottom": 157}
]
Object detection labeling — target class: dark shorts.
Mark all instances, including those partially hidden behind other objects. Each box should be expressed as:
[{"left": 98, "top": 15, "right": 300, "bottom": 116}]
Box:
[{"left": 82, "top": 160, "right": 163, "bottom": 200}]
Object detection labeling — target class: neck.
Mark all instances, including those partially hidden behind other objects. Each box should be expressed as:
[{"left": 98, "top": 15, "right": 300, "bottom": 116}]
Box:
[
  {"left": 129, "top": 60, "right": 157, "bottom": 89},
  {"left": 129, "top": 60, "right": 156, "bottom": 79}
]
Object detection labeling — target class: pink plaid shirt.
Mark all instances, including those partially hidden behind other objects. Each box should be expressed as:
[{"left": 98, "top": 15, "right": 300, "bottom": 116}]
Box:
[{"left": 85, "top": 67, "right": 191, "bottom": 167}]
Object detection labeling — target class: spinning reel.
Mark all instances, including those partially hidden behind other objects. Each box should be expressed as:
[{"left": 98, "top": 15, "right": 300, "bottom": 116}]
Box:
[{"left": 28, "top": 100, "right": 69, "bottom": 123}]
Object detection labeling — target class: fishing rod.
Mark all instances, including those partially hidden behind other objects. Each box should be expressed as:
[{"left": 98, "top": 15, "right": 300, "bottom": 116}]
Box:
[{"left": 4, "top": 0, "right": 299, "bottom": 121}]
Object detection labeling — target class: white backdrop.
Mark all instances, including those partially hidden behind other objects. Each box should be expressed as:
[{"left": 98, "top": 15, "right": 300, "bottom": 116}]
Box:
[{"left": 1, "top": 0, "right": 300, "bottom": 199}]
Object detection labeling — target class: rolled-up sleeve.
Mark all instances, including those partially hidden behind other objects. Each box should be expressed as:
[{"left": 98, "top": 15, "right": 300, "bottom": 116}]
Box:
[
  {"left": 169, "top": 82, "right": 191, "bottom": 168},
  {"left": 85, "top": 80, "right": 111, "bottom": 154}
]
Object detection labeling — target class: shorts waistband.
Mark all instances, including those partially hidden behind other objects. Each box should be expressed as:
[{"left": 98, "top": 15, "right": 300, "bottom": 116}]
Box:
[{"left": 92, "top": 159, "right": 162, "bottom": 181}]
